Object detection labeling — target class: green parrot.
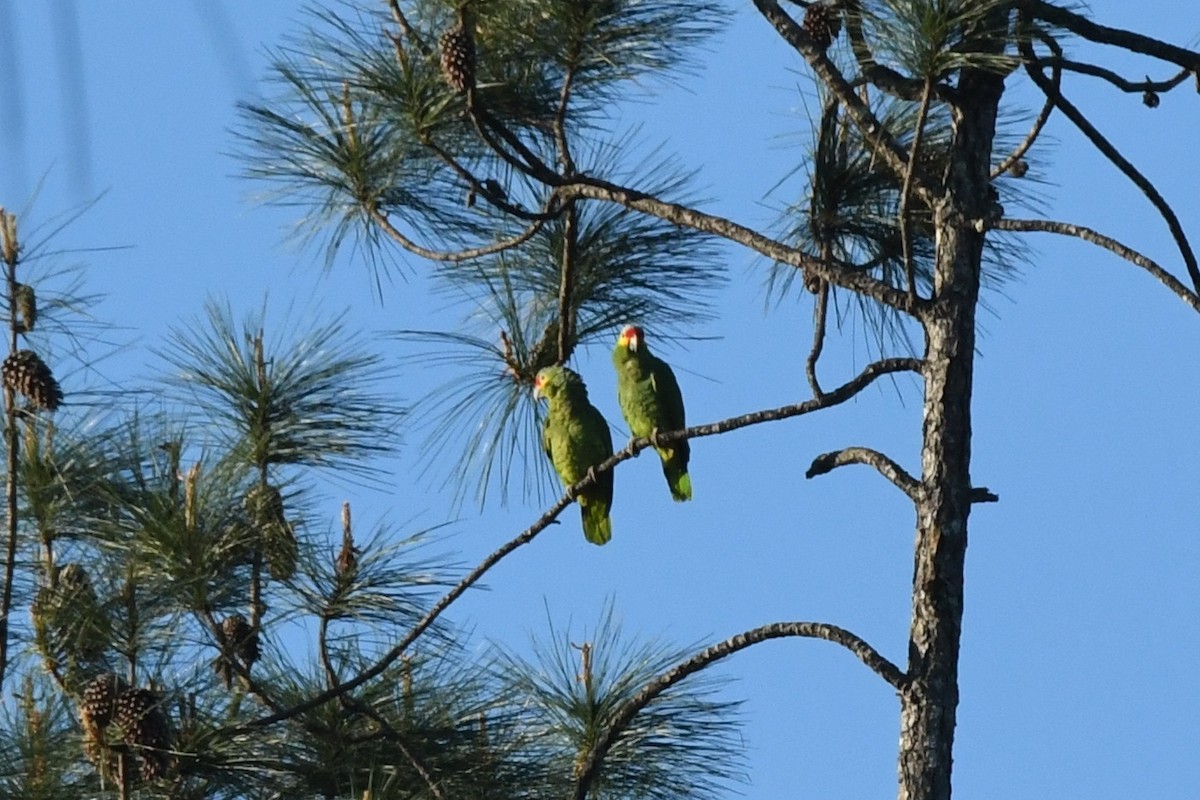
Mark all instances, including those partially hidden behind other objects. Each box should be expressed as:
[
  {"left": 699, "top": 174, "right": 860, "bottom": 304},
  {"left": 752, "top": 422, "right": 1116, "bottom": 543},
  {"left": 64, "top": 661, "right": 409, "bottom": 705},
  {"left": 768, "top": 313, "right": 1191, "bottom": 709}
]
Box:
[
  {"left": 533, "top": 365, "right": 615, "bottom": 545},
  {"left": 612, "top": 325, "right": 692, "bottom": 502}
]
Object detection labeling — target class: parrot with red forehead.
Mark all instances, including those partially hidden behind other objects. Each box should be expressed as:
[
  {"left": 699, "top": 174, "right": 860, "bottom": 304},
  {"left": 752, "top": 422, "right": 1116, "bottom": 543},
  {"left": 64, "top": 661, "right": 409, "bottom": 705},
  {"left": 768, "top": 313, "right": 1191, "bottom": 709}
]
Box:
[
  {"left": 533, "top": 365, "right": 614, "bottom": 545},
  {"left": 612, "top": 325, "right": 692, "bottom": 502}
]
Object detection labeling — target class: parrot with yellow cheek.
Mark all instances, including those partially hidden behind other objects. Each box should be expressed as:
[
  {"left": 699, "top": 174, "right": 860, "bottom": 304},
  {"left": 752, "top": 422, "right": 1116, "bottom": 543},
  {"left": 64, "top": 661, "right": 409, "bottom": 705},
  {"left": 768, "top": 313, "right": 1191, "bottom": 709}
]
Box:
[
  {"left": 533, "top": 366, "right": 614, "bottom": 545},
  {"left": 612, "top": 325, "right": 692, "bottom": 501}
]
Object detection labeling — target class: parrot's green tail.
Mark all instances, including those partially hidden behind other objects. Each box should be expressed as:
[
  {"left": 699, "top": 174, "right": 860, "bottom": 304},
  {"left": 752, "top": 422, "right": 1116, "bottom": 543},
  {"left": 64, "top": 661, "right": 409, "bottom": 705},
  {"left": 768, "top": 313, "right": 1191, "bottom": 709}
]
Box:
[
  {"left": 581, "top": 502, "right": 612, "bottom": 545},
  {"left": 665, "top": 463, "right": 692, "bottom": 502}
]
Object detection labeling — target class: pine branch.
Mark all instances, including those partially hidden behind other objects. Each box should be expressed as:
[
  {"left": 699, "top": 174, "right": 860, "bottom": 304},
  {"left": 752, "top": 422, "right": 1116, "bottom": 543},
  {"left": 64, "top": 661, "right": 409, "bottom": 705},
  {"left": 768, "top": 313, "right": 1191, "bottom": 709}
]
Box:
[
  {"left": 558, "top": 178, "right": 921, "bottom": 314},
  {"left": 842, "top": 0, "right": 958, "bottom": 102},
  {"left": 752, "top": 0, "right": 936, "bottom": 205},
  {"left": 805, "top": 446, "right": 921, "bottom": 501},
  {"left": 571, "top": 620, "right": 907, "bottom": 800},
  {"left": 990, "top": 217, "right": 1200, "bottom": 313},
  {"left": 240, "top": 356, "right": 921, "bottom": 732}
]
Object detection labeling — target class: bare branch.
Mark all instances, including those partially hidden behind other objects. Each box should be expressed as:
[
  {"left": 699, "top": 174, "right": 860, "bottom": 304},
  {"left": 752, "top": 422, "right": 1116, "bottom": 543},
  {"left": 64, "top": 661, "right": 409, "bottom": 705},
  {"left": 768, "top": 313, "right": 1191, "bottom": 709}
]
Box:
[
  {"left": 571, "top": 621, "right": 907, "bottom": 800},
  {"left": 1019, "top": 30, "right": 1200, "bottom": 293},
  {"left": 239, "top": 357, "right": 921, "bottom": 732},
  {"left": 970, "top": 488, "right": 999, "bottom": 504},
  {"left": 1026, "top": 0, "right": 1200, "bottom": 71},
  {"left": 805, "top": 446, "right": 921, "bottom": 501},
  {"left": 368, "top": 206, "right": 547, "bottom": 262},
  {"left": 1031, "top": 58, "right": 1191, "bottom": 94},
  {"left": 991, "top": 217, "right": 1200, "bottom": 313}
]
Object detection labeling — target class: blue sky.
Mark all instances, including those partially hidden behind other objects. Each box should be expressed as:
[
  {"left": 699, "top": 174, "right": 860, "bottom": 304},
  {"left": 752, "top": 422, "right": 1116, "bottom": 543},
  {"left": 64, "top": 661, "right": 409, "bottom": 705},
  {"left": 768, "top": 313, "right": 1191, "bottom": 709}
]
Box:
[{"left": 1, "top": 1, "right": 1197, "bottom": 798}]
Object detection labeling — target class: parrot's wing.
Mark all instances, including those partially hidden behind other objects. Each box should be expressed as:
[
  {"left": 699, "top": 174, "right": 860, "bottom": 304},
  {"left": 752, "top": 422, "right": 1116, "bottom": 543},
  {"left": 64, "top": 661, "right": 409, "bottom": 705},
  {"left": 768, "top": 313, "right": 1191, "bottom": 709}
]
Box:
[
  {"left": 592, "top": 405, "right": 615, "bottom": 507},
  {"left": 652, "top": 357, "right": 687, "bottom": 431},
  {"left": 541, "top": 416, "right": 553, "bottom": 462}
]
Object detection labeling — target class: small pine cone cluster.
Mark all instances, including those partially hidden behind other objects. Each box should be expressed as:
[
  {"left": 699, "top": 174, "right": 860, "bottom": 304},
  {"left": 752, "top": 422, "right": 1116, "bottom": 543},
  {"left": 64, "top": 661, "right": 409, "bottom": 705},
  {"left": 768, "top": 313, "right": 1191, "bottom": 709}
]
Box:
[
  {"left": 803, "top": 2, "right": 842, "bottom": 50},
  {"left": 439, "top": 23, "right": 476, "bottom": 92},
  {"left": 2, "top": 349, "right": 62, "bottom": 411},
  {"left": 112, "top": 687, "right": 173, "bottom": 782},
  {"left": 213, "top": 613, "right": 261, "bottom": 688}
]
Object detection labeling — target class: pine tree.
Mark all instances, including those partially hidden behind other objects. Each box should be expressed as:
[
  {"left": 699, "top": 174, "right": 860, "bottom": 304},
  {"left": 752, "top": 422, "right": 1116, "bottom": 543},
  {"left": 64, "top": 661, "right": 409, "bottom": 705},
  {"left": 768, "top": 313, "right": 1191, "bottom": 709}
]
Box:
[{"left": 1, "top": 2, "right": 1197, "bottom": 800}]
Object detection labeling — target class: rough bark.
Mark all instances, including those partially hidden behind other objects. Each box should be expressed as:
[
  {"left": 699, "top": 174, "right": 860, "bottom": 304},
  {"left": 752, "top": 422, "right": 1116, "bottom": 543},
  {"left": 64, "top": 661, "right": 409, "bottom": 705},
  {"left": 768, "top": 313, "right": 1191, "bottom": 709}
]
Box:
[{"left": 899, "top": 62, "right": 1006, "bottom": 800}]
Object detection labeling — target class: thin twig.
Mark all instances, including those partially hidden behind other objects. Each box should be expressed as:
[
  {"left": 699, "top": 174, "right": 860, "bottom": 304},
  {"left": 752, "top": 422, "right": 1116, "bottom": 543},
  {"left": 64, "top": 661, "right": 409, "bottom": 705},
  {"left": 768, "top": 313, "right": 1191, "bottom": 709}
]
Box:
[
  {"left": 369, "top": 206, "right": 547, "bottom": 262},
  {"left": 992, "top": 54, "right": 1060, "bottom": 178},
  {"left": 554, "top": 59, "right": 579, "bottom": 176},
  {"left": 1020, "top": 29, "right": 1200, "bottom": 292},
  {"left": 385, "top": 0, "right": 430, "bottom": 57},
  {"left": 1029, "top": 58, "right": 1190, "bottom": 94},
  {"left": 239, "top": 356, "right": 923, "bottom": 732},
  {"left": 557, "top": 202, "right": 578, "bottom": 363},
  {"left": 900, "top": 75, "right": 934, "bottom": 302},
  {"left": 806, "top": 279, "right": 829, "bottom": 398},
  {"left": 0, "top": 211, "right": 18, "bottom": 691},
  {"left": 351, "top": 700, "right": 447, "bottom": 800},
  {"left": 991, "top": 217, "right": 1200, "bottom": 313},
  {"left": 571, "top": 620, "right": 907, "bottom": 800},
  {"left": 805, "top": 446, "right": 921, "bottom": 501},
  {"left": 420, "top": 137, "right": 556, "bottom": 221}
]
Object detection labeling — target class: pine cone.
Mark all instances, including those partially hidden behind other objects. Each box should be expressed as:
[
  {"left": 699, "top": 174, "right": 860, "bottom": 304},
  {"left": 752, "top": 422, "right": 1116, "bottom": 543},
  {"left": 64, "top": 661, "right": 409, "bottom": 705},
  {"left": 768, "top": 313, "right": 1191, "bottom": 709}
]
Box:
[
  {"left": 81, "top": 673, "right": 128, "bottom": 733},
  {"left": 113, "top": 687, "right": 172, "bottom": 781},
  {"left": 439, "top": 23, "right": 475, "bottom": 92},
  {"left": 803, "top": 2, "right": 841, "bottom": 50},
  {"left": 2, "top": 349, "right": 62, "bottom": 411}
]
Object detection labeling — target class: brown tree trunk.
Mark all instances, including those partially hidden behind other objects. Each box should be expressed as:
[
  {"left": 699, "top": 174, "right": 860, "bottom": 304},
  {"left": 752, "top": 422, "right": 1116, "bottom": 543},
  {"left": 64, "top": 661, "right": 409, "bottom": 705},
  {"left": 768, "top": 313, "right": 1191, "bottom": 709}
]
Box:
[{"left": 898, "top": 62, "right": 1006, "bottom": 800}]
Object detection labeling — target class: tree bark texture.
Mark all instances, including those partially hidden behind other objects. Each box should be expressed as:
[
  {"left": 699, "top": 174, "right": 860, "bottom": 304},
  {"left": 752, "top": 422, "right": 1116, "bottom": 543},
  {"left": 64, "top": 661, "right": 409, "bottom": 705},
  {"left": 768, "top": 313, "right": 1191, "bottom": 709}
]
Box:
[{"left": 899, "top": 63, "right": 1006, "bottom": 800}]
